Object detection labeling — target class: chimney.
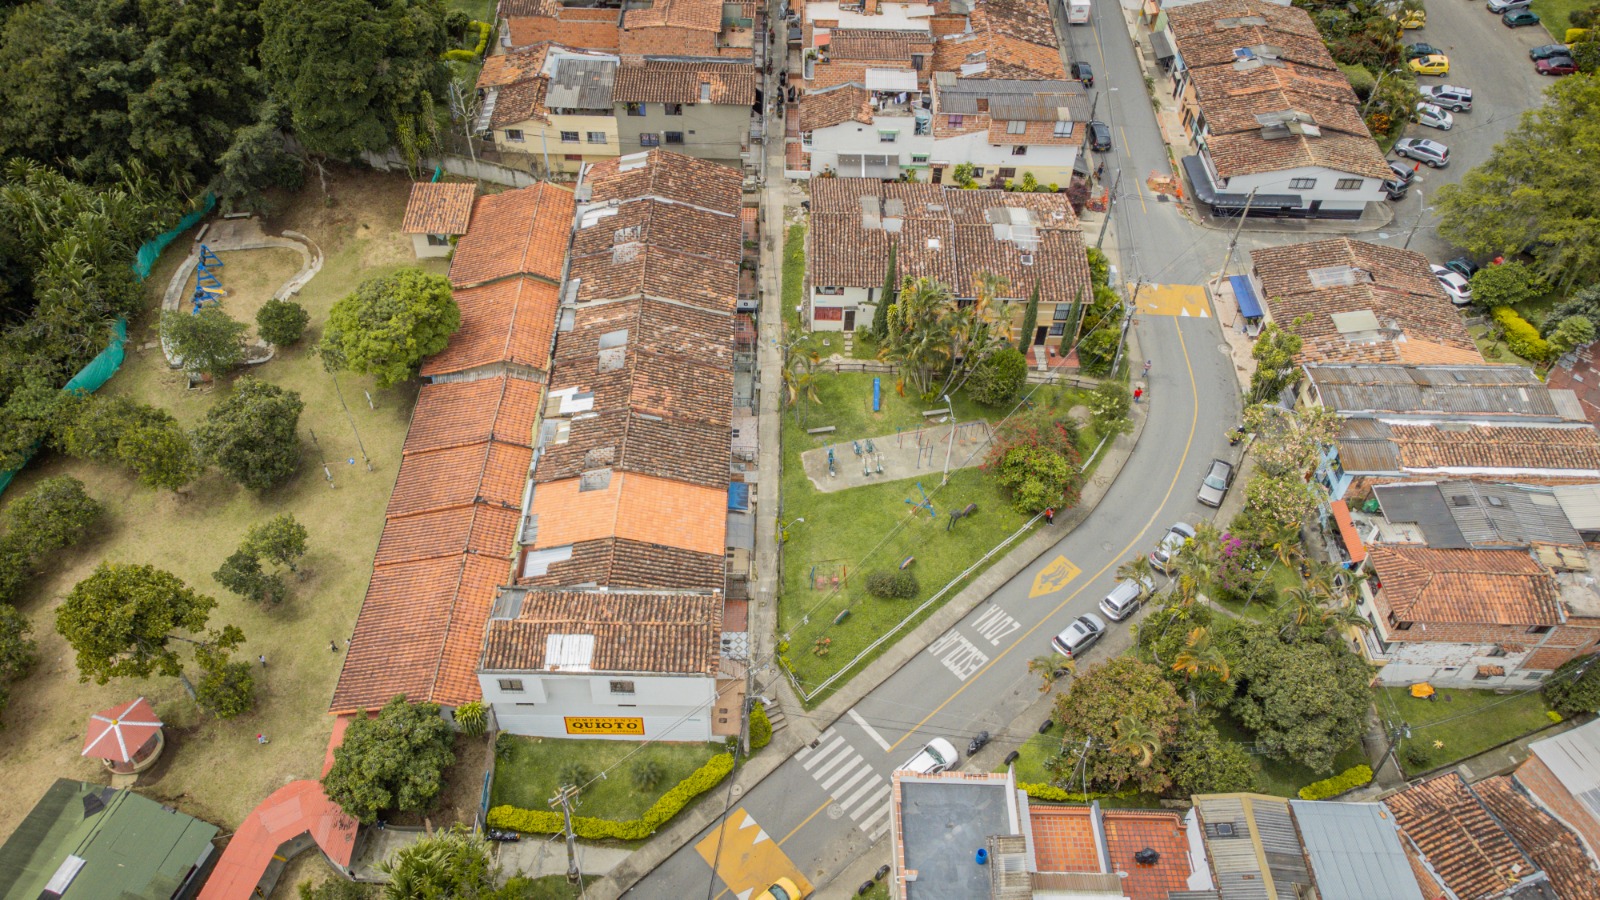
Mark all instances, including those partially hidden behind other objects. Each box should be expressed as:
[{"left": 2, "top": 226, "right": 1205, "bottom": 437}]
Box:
[
  {"left": 865, "top": 0, "right": 879, "bottom": 13},
  {"left": 976, "top": 98, "right": 988, "bottom": 112}
]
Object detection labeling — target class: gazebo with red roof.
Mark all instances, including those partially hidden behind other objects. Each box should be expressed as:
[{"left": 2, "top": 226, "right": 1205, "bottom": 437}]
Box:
[{"left": 82, "top": 696, "right": 165, "bottom": 775}]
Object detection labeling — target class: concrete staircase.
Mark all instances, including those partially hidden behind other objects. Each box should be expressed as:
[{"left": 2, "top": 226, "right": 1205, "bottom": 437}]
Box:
[{"left": 759, "top": 696, "right": 788, "bottom": 734}]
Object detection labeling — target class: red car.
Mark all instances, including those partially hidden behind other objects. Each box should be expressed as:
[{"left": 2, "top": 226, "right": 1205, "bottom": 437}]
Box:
[{"left": 1537, "top": 56, "right": 1577, "bottom": 75}]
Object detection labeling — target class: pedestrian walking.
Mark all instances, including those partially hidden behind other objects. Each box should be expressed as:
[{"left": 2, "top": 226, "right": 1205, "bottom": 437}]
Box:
[
  {"left": 1044, "top": 507, "right": 1055, "bottom": 525},
  {"left": 1143, "top": 359, "right": 1152, "bottom": 375},
  {"left": 258, "top": 654, "right": 267, "bottom": 668},
  {"left": 1134, "top": 387, "right": 1144, "bottom": 404},
  {"left": 256, "top": 733, "right": 269, "bottom": 745},
  {"left": 330, "top": 640, "right": 339, "bottom": 653}
]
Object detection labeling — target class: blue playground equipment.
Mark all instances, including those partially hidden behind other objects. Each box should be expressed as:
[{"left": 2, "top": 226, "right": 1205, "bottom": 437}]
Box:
[
  {"left": 827, "top": 447, "right": 837, "bottom": 478},
  {"left": 190, "top": 244, "right": 226, "bottom": 314},
  {"left": 865, "top": 438, "right": 876, "bottom": 454},
  {"left": 852, "top": 439, "right": 863, "bottom": 456},
  {"left": 904, "top": 481, "right": 937, "bottom": 517},
  {"left": 872, "top": 377, "right": 881, "bottom": 411}
]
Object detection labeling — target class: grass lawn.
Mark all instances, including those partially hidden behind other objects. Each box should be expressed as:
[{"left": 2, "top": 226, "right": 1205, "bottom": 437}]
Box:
[
  {"left": 445, "top": 0, "right": 496, "bottom": 22},
  {"left": 1381, "top": 686, "right": 1558, "bottom": 775},
  {"left": 1469, "top": 324, "right": 1536, "bottom": 368},
  {"left": 1530, "top": 0, "right": 1588, "bottom": 41},
  {"left": 778, "top": 373, "right": 1098, "bottom": 701},
  {"left": 0, "top": 166, "right": 445, "bottom": 840},
  {"left": 491, "top": 736, "right": 722, "bottom": 820},
  {"left": 523, "top": 876, "right": 585, "bottom": 899},
  {"left": 782, "top": 223, "right": 806, "bottom": 331},
  {"left": 1213, "top": 710, "right": 1367, "bottom": 798}
]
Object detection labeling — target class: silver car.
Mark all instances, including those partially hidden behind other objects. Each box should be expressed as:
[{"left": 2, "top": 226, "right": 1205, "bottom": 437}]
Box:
[
  {"left": 1099, "top": 576, "right": 1155, "bottom": 622},
  {"left": 1487, "top": 0, "right": 1531, "bottom": 12},
  {"left": 1416, "top": 102, "right": 1453, "bottom": 130},
  {"left": 1395, "top": 138, "right": 1449, "bottom": 168},
  {"left": 1051, "top": 613, "right": 1107, "bottom": 658},
  {"left": 1419, "top": 84, "right": 1472, "bottom": 112},
  {"left": 1197, "top": 458, "right": 1235, "bottom": 508},
  {"left": 1150, "top": 522, "right": 1196, "bottom": 573}
]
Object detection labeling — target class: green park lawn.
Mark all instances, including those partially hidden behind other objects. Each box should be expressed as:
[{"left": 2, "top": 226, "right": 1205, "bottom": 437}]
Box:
[
  {"left": 1529, "top": 0, "right": 1588, "bottom": 41},
  {"left": 491, "top": 736, "right": 723, "bottom": 820},
  {"left": 1381, "top": 686, "right": 1558, "bottom": 774}
]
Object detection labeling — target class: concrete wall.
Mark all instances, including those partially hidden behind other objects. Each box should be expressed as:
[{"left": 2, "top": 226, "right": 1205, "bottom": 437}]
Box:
[
  {"left": 495, "top": 112, "right": 619, "bottom": 173},
  {"left": 615, "top": 102, "right": 748, "bottom": 163},
  {"left": 480, "top": 670, "right": 716, "bottom": 741},
  {"left": 930, "top": 130, "right": 1078, "bottom": 188},
  {"left": 807, "top": 115, "right": 933, "bottom": 177},
  {"left": 810, "top": 285, "right": 872, "bottom": 331},
  {"left": 1222, "top": 165, "right": 1385, "bottom": 213},
  {"left": 411, "top": 233, "right": 453, "bottom": 259}
]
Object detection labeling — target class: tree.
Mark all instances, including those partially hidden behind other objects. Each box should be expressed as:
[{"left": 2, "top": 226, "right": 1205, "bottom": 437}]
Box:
[
  {"left": 1224, "top": 622, "right": 1372, "bottom": 773},
  {"left": 967, "top": 346, "right": 1027, "bottom": 407},
  {"left": 256, "top": 299, "right": 310, "bottom": 347},
  {"left": 320, "top": 269, "right": 460, "bottom": 387},
  {"left": 1541, "top": 283, "right": 1600, "bottom": 337},
  {"left": 0, "top": 604, "right": 35, "bottom": 724},
  {"left": 214, "top": 549, "right": 287, "bottom": 604},
  {"left": 1437, "top": 76, "right": 1600, "bottom": 288},
  {"left": 1051, "top": 657, "right": 1184, "bottom": 793},
  {"left": 1110, "top": 714, "right": 1161, "bottom": 768},
  {"left": 116, "top": 421, "right": 203, "bottom": 492},
  {"left": 323, "top": 695, "right": 456, "bottom": 823},
  {"left": 261, "top": 0, "right": 449, "bottom": 160},
  {"left": 872, "top": 242, "right": 897, "bottom": 339},
  {"left": 879, "top": 277, "right": 954, "bottom": 397},
  {"left": 245, "top": 514, "right": 310, "bottom": 573},
  {"left": 1573, "top": 39, "right": 1600, "bottom": 74},
  {"left": 1075, "top": 328, "right": 1119, "bottom": 376},
  {"left": 1549, "top": 316, "right": 1596, "bottom": 357},
  {"left": 1088, "top": 381, "right": 1132, "bottom": 436},
  {"left": 1545, "top": 653, "right": 1600, "bottom": 717},
  {"left": 1469, "top": 261, "right": 1546, "bottom": 311},
  {"left": 194, "top": 644, "right": 256, "bottom": 719},
  {"left": 984, "top": 415, "right": 1084, "bottom": 512},
  {"left": 193, "top": 377, "right": 304, "bottom": 491},
  {"left": 56, "top": 395, "right": 174, "bottom": 465},
  {"left": 1171, "top": 626, "right": 1232, "bottom": 710},
  {"left": 162, "top": 307, "right": 248, "bottom": 380},
  {"left": 212, "top": 102, "right": 306, "bottom": 209},
  {"left": 1249, "top": 322, "right": 1303, "bottom": 402},
  {"left": 1243, "top": 402, "right": 1341, "bottom": 479},
  {"left": 0, "top": 378, "right": 67, "bottom": 471},
  {"left": 781, "top": 347, "right": 821, "bottom": 426},
  {"left": 1165, "top": 711, "right": 1257, "bottom": 797},
  {"left": 1027, "top": 653, "right": 1074, "bottom": 693},
  {"left": 1019, "top": 283, "right": 1040, "bottom": 348},
  {"left": 0, "top": 475, "right": 102, "bottom": 561},
  {"left": 378, "top": 826, "right": 533, "bottom": 900},
  {"left": 1243, "top": 472, "right": 1323, "bottom": 543},
  {"left": 55, "top": 562, "right": 241, "bottom": 686}
]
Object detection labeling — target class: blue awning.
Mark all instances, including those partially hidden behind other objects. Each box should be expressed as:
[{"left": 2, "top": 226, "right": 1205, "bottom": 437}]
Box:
[
  {"left": 728, "top": 481, "right": 750, "bottom": 511},
  {"left": 1229, "top": 275, "right": 1263, "bottom": 319}
]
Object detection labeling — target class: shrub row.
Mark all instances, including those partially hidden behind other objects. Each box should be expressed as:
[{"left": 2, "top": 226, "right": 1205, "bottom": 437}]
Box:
[
  {"left": 443, "top": 22, "right": 491, "bottom": 62},
  {"left": 1018, "top": 782, "right": 1138, "bottom": 803},
  {"left": 488, "top": 752, "right": 734, "bottom": 840},
  {"left": 1494, "top": 306, "right": 1553, "bottom": 363},
  {"left": 1297, "top": 764, "right": 1373, "bottom": 801}
]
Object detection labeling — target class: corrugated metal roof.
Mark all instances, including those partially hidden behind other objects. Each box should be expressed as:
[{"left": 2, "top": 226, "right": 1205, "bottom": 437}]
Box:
[
  {"left": 1530, "top": 720, "right": 1600, "bottom": 828},
  {"left": 939, "top": 77, "right": 1083, "bottom": 115},
  {"left": 1306, "top": 364, "right": 1558, "bottom": 420},
  {"left": 1194, "top": 795, "right": 1310, "bottom": 900},
  {"left": 1554, "top": 484, "right": 1600, "bottom": 530},
  {"left": 1336, "top": 418, "right": 1401, "bottom": 473},
  {"left": 1435, "top": 482, "right": 1581, "bottom": 548},
  {"left": 546, "top": 57, "right": 616, "bottom": 109},
  {"left": 1290, "top": 801, "right": 1424, "bottom": 900},
  {"left": 988, "top": 92, "right": 1093, "bottom": 121},
  {"left": 1374, "top": 483, "right": 1468, "bottom": 548}
]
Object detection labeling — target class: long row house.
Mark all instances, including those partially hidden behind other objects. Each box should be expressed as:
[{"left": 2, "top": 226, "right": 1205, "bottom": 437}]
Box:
[{"left": 334, "top": 150, "right": 760, "bottom": 742}]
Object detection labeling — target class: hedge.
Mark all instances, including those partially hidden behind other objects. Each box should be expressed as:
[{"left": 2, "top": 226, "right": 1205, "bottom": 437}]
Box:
[
  {"left": 1494, "top": 307, "right": 1553, "bottom": 363},
  {"left": 1018, "top": 782, "right": 1138, "bottom": 803},
  {"left": 488, "top": 752, "right": 735, "bottom": 840},
  {"left": 1297, "top": 765, "right": 1373, "bottom": 801},
  {"left": 443, "top": 20, "right": 491, "bottom": 62}
]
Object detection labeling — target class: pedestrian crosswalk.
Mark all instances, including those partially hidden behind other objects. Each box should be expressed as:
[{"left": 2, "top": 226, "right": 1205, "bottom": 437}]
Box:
[{"left": 794, "top": 727, "right": 894, "bottom": 841}]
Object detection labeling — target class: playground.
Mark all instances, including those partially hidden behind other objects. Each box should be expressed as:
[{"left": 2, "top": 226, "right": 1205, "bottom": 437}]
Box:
[{"left": 798, "top": 419, "right": 993, "bottom": 491}]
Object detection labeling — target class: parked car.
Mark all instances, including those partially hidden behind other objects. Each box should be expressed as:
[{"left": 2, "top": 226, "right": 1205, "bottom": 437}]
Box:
[
  {"left": 1487, "top": 0, "right": 1532, "bottom": 12},
  {"left": 899, "top": 738, "right": 959, "bottom": 775},
  {"left": 1071, "top": 61, "right": 1094, "bottom": 88},
  {"left": 1197, "top": 458, "right": 1236, "bottom": 508},
  {"left": 1419, "top": 84, "right": 1473, "bottom": 111},
  {"left": 1409, "top": 54, "right": 1450, "bottom": 76},
  {"left": 1395, "top": 137, "right": 1450, "bottom": 167},
  {"left": 1088, "top": 120, "right": 1112, "bottom": 152},
  {"left": 756, "top": 879, "right": 806, "bottom": 900},
  {"left": 1445, "top": 256, "right": 1480, "bottom": 279},
  {"left": 1404, "top": 42, "right": 1443, "bottom": 60},
  {"left": 1536, "top": 56, "right": 1578, "bottom": 75},
  {"left": 1415, "top": 102, "right": 1454, "bottom": 130},
  {"left": 1432, "top": 265, "right": 1473, "bottom": 305},
  {"left": 1503, "top": 9, "right": 1541, "bottom": 27},
  {"left": 1051, "top": 613, "right": 1107, "bottom": 658},
  {"left": 1382, "top": 176, "right": 1410, "bottom": 201},
  {"left": 1149, "top": 522, "right": 1196, "bottom": 573},
  {"left": 1530, "top": 44, "right": 1572, "bottom": 61},
  {"left": 1099, "top": 576, "right": 1155, "bottom": 622}
]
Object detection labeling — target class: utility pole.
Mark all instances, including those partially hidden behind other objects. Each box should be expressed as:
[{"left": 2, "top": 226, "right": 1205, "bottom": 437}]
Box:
[
  {"left": 1214, "top": 188, "right": 1259, "bottom": 282},
  {"left": 1402, "top": 187, "right": 1426, "bottom": 250},
  {"left": 1095, "top": 168, "right": 1123, "bottom": 250},
  {"left": 941, "top": 394, "right": 956, "bottom": 486},
  {"left": 550, "top": 785, "right": 581, "bottom": 884}
]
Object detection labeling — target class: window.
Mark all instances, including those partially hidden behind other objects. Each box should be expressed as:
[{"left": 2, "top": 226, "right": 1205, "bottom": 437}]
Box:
[
  {"left": 564, "top": 154, "right": 582, "bottom": 161},
  {"left": 801, "top": 131, "right": 813, "bottom": 147},
  {"left": 911, "top": 154, "right": 929, "bottom": 164},
  {"left": 504, "top": 128, "right": 526, "bottom": 143},
  {"left": 1528, "top": 624, "right": 1554, "bottom": 634},
  {"left": 814, "top": 306, "right": 844, "bottom": 321},
  {"left": 610, "top": 680, "right": 636, "bottom": 695},
  {"left": 498, "top": 679, "right": 524, "bottom": 692},
  {"left": 664, "top": 103, "right": 684, "bottom": 116},
  {"left": 947, "top": 114, "right": 964, "bottom": 128},
  {"left": 587, "top": 131, "right": 607, "bottom": 144},
  {"left": 1007, "top": 120, "right": 1026, "bottom": 135},
  {"left": 1049, "top": 323, "right": 1065, "bottom": 336},
  {"left": 816, "top": 286, "right": 845, "bottom": 295},
  {"left": 560, "top": 130, "right": 580, "bottom": 143},
  {"left": 639, "top": 133, "right": 660, "bottom": 147},
  {"left": 1054, "top": 121, "right": 1072, "bottom": 138},
  {"left": 1288, "top": 177, "right": 1317, "bottom": 189},
  {"left": 625, "top": 102, "right": 646, "bottom": 116},
  {"left": 665, "top": 132, "right": 685, "bottom": 144},
  {"left": 999, "top": 167, "right": 1017, "bottom": 179},
  {"left": 971, "top": 167, "right": 984, "bottom": 178},
  {"left": 426, "top": 234, "right": 450, "bottom": 247},
  {"left": 911, "top": 54, "right": 925, "bottom": 69},
  {"left": 1011, "top": 145, "right": 1027, "bottom": 156},
  {"left": 879, "top": 130, "right": 899, "bottom": 143},
  {"left": 1052, "top": 305, "right": 1070, "bottom": 321},
  {"left": 1335, "top": 178, "right": 1364, "bottom": 190}
]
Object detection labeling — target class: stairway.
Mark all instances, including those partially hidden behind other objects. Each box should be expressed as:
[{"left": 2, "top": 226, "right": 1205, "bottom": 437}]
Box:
[{"left": 760, "top": 696, "right": 788, "bottom": 734}]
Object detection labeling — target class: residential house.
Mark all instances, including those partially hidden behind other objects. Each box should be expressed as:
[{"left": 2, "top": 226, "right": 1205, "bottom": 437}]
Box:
[
  {"left": 928, "top": 0, "right": 1066, "bottom": 81},
  {"left": 499, "top": 0, "right": 622, "bottom": 52},
  {"left": 1165, "top": 0, "right": 1391, "bottom": 219},
  {"left": 1288, "top": 799, "right": 1425, "bottom": 900},
  {"left": 476, "top": 589, "right": 734, "bottom": 741},
  {"left": 806, "top": 179, "right": 1092, "bottom": 345},
  {"left": 479, "top": 44, "right": 622, "bottom": 174},
  {"left": 400, "top": 182, "right": 476, "bottom": 259},
  {"left": 1189, "top": 793, "right": 1317, "bottom": 899},
  {"left": 612, "top": 60, "right": 756, "bottom": 163},
  {"left": 1248, "top": 238, "right": 1481, "bottom": 369},
  {"left": 618, "top": 0, "right": 757, "bottom": 61},
  {"left": 928, "top": 74, "right": 1089, "bottom": 189},
  {"left": 800, "top": 82, "right": 932, "bottom": 179},
  {"left": 814, "top": 28, "right": 934, "bottom": 90},
  {"left": 1515, "top": 720, "right": 1600, "bottom": 861},
  {"left": 1547, "top": 340, "right": 1600, "bottom": 430}
]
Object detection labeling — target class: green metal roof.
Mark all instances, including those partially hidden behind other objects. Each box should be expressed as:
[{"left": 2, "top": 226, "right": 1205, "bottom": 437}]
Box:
[{"left": 0, "top": 779, "right": 219, "bottom": 900}]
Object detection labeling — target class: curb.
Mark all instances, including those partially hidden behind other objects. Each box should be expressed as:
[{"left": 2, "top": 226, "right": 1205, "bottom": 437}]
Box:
[{"left": 592, "top": 329, "right": 1152, "bottom": 898}]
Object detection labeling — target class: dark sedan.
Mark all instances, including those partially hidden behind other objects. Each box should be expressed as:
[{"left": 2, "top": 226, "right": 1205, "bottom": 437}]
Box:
[
  {"left": 1071, "top": 61, "right": 1094, "bottom": 88},
  {"left": 1536, "top": 56, "right": 1577, "bottom": 75},
  {"left": 1088, "top": 120, "right": 1112, "bottom": 152},
  {"left": 1405, "top": 42, "right": 1443, "bottom": 60},
  {"left": 1502, "top": 9, "right": 1541, "bottom": 26},
  {"left": 1530, "top": 43, "right": 1571, "bottom": 60}
]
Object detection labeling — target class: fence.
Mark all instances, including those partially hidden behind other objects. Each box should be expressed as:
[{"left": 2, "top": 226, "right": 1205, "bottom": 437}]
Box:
[{"left": 359, "top": 149, "right": 542, "bottom": 189}]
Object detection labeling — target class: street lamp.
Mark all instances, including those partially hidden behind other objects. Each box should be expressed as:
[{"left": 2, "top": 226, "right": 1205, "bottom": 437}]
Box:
[
  {"left": 1402, "top": 187, "right": 1434, "bottom": 251},
  {"left": 941, "top": 394, "right": 956, "bottom": 485},
  {"left": 779, "top": 517, "right": 805, "bottom": 543},
  {"left": 1360, "top": 68, "right": 1405, "bottom": 118}
]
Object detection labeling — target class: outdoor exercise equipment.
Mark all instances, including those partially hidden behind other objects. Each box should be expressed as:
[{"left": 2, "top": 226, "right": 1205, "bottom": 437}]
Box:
[
  {"left": 827, "top": 447, "right": 837, "bottom": 478},
  {"left": 904, "top": 481, "right": 937, "bottom": 518},
  {"left": 852, "top": 439, "right": 863, "bottom": 456}
]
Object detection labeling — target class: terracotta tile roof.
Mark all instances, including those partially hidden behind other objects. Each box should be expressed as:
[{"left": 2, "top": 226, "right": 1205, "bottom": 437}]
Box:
[
  {"left": 449, "top": 182, "right": 575, "bottom": 288},
  {"left": 402, "top": 183, "right": 477, "bottom": 235},
  {"left": 374, "top": 504, "right": 523, "bottom": 568},
  {"left": 490, "top": 77, "right": 551, "bottom": 128},
  {"left": 1027, "top": 807, "right": 1190, "bottom": 900},
  {"left": 799, "top": 84, "right": 874, "bottom": 130},
  {"left": 583, "top": 149, "right": 744, "bottom": 209},
  {"left": 500, "top": 0, "right": 560, "bottom": 17},
  {"left": 1386, "top": 422, "right": 1600, "bottom": 473},
  {"left": 624, "top": 0, "right": 722, "bottom": 32},
  {"left": 1367, "top": 544, "right": 1561, "bottom": 626},
  {"left": 399, "top": 377, "right": 542, "bottom": 456},
  {"left": 612, "top": 60, "right": 757, "bottom": 104},
  {"left": 420, "top": 277, "right": 560, "bottom": 379},
  {"left": 930, "top": 31, "right": 1065, "bottom": 80},
  {"left": 529, "top": 471, "right": 727, "bottom": 555},
  {"left": 478, "top": 45, "right": 553, "bottom": 89},
  {"left": 808, "top": 179, "right": 1091, "bottom": 305},
  {"left": 1164, "top": 0, "right": 1330, "bottom": 70},
  {"left": 507, "top": 16, "right": 621, "bottom": 51},
  {"left": 986, "top": 118, "right": 1080, "bottom": 147},
  {"left": 829, "top": 29, "right": 931, "bottom": 62},
  {"left": 1475, "top": 776, "right": 1599, "bottom": 900},
  {"left": 517, "top": 537, "right": 725, "bottom": 589},
  {"left": 479, "top": 590, "right": 724, "bottom": 674},
  {"left": 972, "top": 0, "right": 1057, "bottom": 50},
  {"left": 1386, "top": 773, "right": 1540, "bottom": 900},
  {"left": 1547, "top": 342, "right": 1600, "bottom": 429},
  {"left": 1250, "top": 239, "right": 1479, "bottom": 366},
  {"left": 568, "top": 199, "right": 742, "bottom": 311}
]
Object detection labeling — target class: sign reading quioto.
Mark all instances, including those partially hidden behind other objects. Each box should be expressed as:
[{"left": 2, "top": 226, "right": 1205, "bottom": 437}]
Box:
[{"left": 564, "top": 716, "right": 645, "bottom": 736}]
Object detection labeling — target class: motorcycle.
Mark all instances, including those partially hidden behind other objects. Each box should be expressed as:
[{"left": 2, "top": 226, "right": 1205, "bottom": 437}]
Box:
[
  {"left": 487, "top": 829, "right": 521, "bottom": 842},
  {"left": 1228, "top": 425, "right": 1247, "bottom": 446},
  {"left": 968, "top": 731, "right": 991, "bottom": 756}
]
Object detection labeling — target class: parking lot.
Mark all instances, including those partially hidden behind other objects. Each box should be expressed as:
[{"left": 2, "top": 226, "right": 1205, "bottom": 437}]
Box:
[{"left": 1385, "top": 0, "right": 1570, "bottom": 263}]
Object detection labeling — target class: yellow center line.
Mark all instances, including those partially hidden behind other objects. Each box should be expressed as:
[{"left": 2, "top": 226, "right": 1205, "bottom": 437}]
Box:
[
  {"left": 1119, "top": 126, "right": 1148, "bottom": 214},
  {"left": 887, "top": 319, "right": 1200, "bottom": 753}
]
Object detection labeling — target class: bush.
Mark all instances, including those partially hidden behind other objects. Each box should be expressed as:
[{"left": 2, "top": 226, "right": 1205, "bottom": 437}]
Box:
[
  {"left": 1297, "top": 765, "right": 1373, "bottom": 800},
  {"left": 968, "top": 347, "right": 1027, "bottom": 407},
  {"left": 865, "top": 569, "right": 919, "bottom": 600},
  {"left": 1076, "top": 327, "right": 1119, "bottom": 376},
  {"left": 489, "top": 752, "right": 735, "bottom": 840},
  {"left": 1401, "top": 742, "right": 1431, "bottom": 771},
  {"left": 631, "top": 760, "right": 664, "bottom": 792},
  {"left": 558, "top": 762, "right": 593, "bottom": 789},
  {"left": 1086, "top": 246, "right": 1111, "bottom": 287},
  {"left": 1471, "top": 261, "right": 1545, "bottom": 312},
  {"left": 749, "top": 703, "right": 772, "bottom": 749},
  {"left": 1088, "top": 381, "right": 1131, "bottom": 436},
  {"left": 454, "top": 699, "right": 487, "bottom": 736},
  {"left": 256, "top": 299, "right": 309, "bottom": 347},
  {"left": 1545, "top": 652, "right": 1600, "bottom": 716},
  {"left": 1493, "top": 306, "right": 1554, "bottom": 362},
  {"left": 1017, "top": 782, "right": 1137, "bottom": 803}
]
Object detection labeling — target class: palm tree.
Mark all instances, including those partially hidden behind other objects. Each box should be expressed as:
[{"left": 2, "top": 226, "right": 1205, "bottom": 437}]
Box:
[
  {"left": 1172, "top": 626, "right": 1232, "bottom": 710},
  {"left": 782, "top": 348, "right": 821, "bottom": 426},
  {"left": 1110, "top": 715, "right": 1161, "bottom": 768},
  {"left": 1027, "top": 653, "right": 1074, "bottom": 693},
  {"left": 1116, "top": 554, "right": 1155, "bottom": 589}
]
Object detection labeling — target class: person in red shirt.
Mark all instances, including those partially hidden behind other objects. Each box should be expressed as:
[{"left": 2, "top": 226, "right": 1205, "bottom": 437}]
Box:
[{"left": 1133, "top": 387, "right": 1144, "bottom": 404}]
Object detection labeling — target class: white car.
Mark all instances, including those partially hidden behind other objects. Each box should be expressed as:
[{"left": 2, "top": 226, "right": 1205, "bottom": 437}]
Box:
[
  {"left": 899, "top": 737, "right": 959, "bottom": 775},
  {"left": 1432, "top": 265, "right": 1473, "bottom": 305},
  {"left": 1415, "top": 102, "right": 1453, "bottom": 130}
]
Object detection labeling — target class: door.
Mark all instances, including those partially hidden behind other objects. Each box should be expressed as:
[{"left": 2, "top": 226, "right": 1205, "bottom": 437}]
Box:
[
  {"left": 843, "top": 309, "right": 856, "bottom": 332},
  {"left": 1034, "top": 326, "right": 1048, "bottom": 345},
  {"left": 1309, "top": 200, "right": 1322, "bottom": 214},
  {"left": 931, "top": 166, "right": 943, "bottom": 184}
]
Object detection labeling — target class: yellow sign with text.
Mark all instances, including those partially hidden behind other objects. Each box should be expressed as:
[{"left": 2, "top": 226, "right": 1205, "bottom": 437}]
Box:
[{"left": 564, "top": 716, "right": 645, "bottom": 736}]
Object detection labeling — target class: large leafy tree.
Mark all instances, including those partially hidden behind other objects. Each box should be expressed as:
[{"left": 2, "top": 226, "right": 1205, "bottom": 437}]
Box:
[
  {"left": 162, "top": 307, "right": 248, "bottom": 380},
  {"left": 984, "top": 413, "right": 1084, "bottom": 512},
  {"left": 320, "top": 269, "right": 460, "bottom": 388},
  {"left": 192, "top": 377, "right": 304, "bottom": 490},
  {"left": 0, "top": 475, "right": 102, "bottom": 562},
  {"left": 323, "top": 695, "right": 456, "bottom": 823},
  {"left": 1436, "top": 75, "right": 1600, "bottom": 289},
  {"left": 1164, "top": 710, "right": 1257, "bottom": 797},
  {"left": 1223, "top": 621, "right": 1372, "bottom": 773},
  {"left": 1050, "top": 656, "right": 1184, "bottom": 794},
  {"left": 55, "top": 562, "right": 243, "bottom": 686},
  {"left": 1545, "top": 653, "right": 1600, "bottom": 718},
  {"left": 967, "top": 346, "right": 1027, "bottom": 407},
  {"left": 260, "top": 0, "right": 450, "bottom": 160},
  {"left": 245, "top": 514, "right": 309, "bottom": 573}
]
